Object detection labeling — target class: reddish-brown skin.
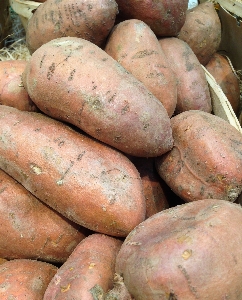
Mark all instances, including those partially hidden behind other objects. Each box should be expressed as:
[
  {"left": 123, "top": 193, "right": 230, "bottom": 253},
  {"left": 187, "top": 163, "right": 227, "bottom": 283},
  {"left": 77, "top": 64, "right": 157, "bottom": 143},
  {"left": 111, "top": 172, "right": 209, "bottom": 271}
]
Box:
[
  {"left": 0, "top": 60, "right": 38, "bottom": 112},
  {"left": 178, "top": 2, "right": 221, "bottom": 66},
  {"left": 0, "top": 259, "right": 57, "bottom": 299},
  {"left": 155, "top": 110, "right": 242, "bottom": 202},
  {"left": 116, "top": 200, "right": 242, "bottom": 299},
  {"left": 0, "top": 168, "right": 87, "bottom": 263},
  {"left": 22, "top": 37, "right": 173, "bottom": 157},
  {"left": 105, "top": 273, "right": 134, "bottom": 300},
  {"left": 159, "top": 37, "right": 212, "bottom": 114},
  {"left": 0, "top": 105, "right": 146, "bottom": 237},
  {"left": 115, "top": 0, "right": 188, "bottom": 37},
  {"left": 43, "top": 234, "right": 122, "bottom": 300},
  {"left": 105, "top": 20, "right": 177, "bottom": 117},
  {"left": 206, "top": 53, "right": 240, "bottom": 116},
  {"left": 26, "top": 0, "right": 118, "bottom": 53},
  {"left": 130, "top": 157, "right": 169, "bottom": 219}
]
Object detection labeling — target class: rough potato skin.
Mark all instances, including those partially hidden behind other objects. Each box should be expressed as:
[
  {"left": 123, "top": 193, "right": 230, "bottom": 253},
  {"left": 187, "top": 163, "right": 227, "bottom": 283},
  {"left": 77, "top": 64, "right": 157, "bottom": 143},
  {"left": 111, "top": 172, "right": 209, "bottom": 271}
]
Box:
[
  {"left": 0, "top": 60, "right": 38, "bottom": 112},
  {"left": 178, "top": 2, "right": 221, "bottom": 65},
  {"left": 206, "top": 53, "right": 240, "bottom": 116},
  {"left": 115, "top": 0, "right": 188, "bottom": 37},
  {"left": 0, "top": 259, "right": 57, "bottom": 300},
  {"left": 116, "top": 200, "right": 242, "bottom": 300},
  {"left": 0, "top": 105, "right": 146, "bottom": 237},
  {"left": 105, "top": 20, "right": 177, "bottom": 117},
  {"left": 26, "top": 0, "right": 118, "bottom": 53},
  {"left": 155, "top": 110, "right": 242, "bottom": 202},
  {"left": 22, "top": 37, "right": 173, "bottom": 157},
  {"left": 159, "top": 37, "right": 212, "bottom": 114},
  {"left": 0, "top": 168, "right": 87, "bottom": 263},
  {"left": 43, "top": 234, "right": 122, "bottom": 300}
]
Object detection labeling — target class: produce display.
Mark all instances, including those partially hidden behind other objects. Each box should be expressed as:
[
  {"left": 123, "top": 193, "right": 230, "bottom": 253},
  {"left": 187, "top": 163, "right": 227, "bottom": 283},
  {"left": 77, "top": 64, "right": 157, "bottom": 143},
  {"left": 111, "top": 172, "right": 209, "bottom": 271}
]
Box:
[{"left": 1, "top": 0, "right": 242, "bottom": 299}]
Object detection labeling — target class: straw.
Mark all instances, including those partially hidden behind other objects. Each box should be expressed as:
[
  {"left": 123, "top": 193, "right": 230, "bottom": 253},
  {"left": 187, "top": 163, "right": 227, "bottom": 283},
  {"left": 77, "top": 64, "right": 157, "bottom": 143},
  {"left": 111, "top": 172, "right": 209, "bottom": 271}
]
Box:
[{"left": 0, "top": 7, "right": 30, "bottom": 61}]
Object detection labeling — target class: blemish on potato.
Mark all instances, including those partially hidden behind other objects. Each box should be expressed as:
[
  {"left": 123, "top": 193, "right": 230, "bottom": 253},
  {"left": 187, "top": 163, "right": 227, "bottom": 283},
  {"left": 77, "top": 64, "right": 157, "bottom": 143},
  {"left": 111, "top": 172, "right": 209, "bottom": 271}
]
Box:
[
  {"left": 56, "top": 179, "right": 63, "bottom": 186},
  {"left": 30, "top": 164, "right": 42, "bottom": 175},
  {"left": 178, "top": 265, "right": 198, "bottom": 298},
  {"left": 132, "top": 50, "right": 158, "bottom": 59},
  {"left": 68, "top": 69, "right": 76, "bottom": 81},
  {"left": 177, "top": 235, "right": 192, "bottom": 244},
  {"left": 54, "top": 275, "right": 61, "bottom": 285},
  {"left": 114, "top": 135, "right": 122, "bottom": 143},
  {"left": 61, "top": 283, "right": 71, "bottom": 293},
  {"left": 182, "top": 249, "right": 192, "bottom": 260},
  {"left": 125, "top": 241, "right": 141, "bottom": 246},
  {"left": 47, "top": 63, "right": 56, "bottom": 80},
  {"left": 89, "top": 262, "right": 95, "bottom": 269}
]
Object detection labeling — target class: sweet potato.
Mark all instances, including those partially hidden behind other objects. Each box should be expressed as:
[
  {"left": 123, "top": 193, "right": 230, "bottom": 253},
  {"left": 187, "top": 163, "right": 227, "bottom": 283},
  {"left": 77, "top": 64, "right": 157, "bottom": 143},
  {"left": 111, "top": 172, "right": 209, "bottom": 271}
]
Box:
[
  {"left": 0, "top": 259, "right": 57, "bottom": 299},
  {"left": 205, "top": 53, "right": 240, "bottom": 116},
  {"left": 43, "top": 234, "right": 122, "bottom": 299},
  {"left": 0, "top": 168, "right": 87, "bottom": 263},
  {"left": 0, "top": 60, "right": 38, "bottom": 112},
  {"left": 105, "top": 274, "right": 134, "bottom": 300},
  {"left": 155, "top": 110, "right": 242, "bottom": 202},
  {"left": 178, "top": 2, "right": 221, "bottom": 65},
  {"left": 115, "top": 0, "right": 189, "bottom": 37},
  {"left": 115, "top": 199, "right": 242, "bottom": 299},
  {"left": 22, "top": 37, "right": 173, "bottom": 157},
  {"left": 0, "top": 105, "right": 146, "bottom": 237},
  {"left": 26, "top": 0, "right": 118, "bottom": 53},
  {"left": 130, "top": 157, "right": 169, "bottom": 219},
  {"left": 159, "top": 37, "right": 212, "bottom": 114},
  {"left": 105, "top": 19, "right": 177, "bottom": 117}
]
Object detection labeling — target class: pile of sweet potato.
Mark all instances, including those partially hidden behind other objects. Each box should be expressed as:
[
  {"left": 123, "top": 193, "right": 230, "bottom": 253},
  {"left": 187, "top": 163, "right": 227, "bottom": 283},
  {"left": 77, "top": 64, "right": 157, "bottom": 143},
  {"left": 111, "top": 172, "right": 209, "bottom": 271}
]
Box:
[{"left": 1, "top": 0, "right": 242, "bottom": 299}]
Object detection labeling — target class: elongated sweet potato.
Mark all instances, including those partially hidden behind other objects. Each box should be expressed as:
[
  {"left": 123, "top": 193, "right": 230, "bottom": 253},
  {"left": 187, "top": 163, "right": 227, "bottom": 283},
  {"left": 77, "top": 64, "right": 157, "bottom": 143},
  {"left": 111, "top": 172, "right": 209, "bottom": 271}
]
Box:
[
  {"left": 155, "top": 110, "right": 242, "bottom": 202},
  {"left": 178, "top": 2, "right": 221, "bottom": 65},
  {"left": 26, "top": 0, "right": 118, "bottom": 53},
  {"left": 105, "top": 19, "right": 177, "bottom": 117},
  {"left": 206, "top": 53, "right": 240, "bottom": 116},
  {"left": 0, "top": 168, "right": 87, "bottom": 263},
  {"left": 115, "top": 0, "right": 189, "bottom": 37},
  {"left": 22, "top": 37, "right": 173, "bottom": 157},
  {"left": 0, "top": 259, "right": 57, "bottom": 300},
  {"left": 0, "top": 60, "right": 38, "bottom": 112},
  {"left": 159, "top": 37, "right": 212, "bottom": 114},
  {"left": 43, "top": 234, "right": 122, "bottom": 300},
  {"left": 115, "top": 200, "right": 242, "bottom": 299},
  {"left": 0, "top": 105, "right": 146, "bottom": 237}
]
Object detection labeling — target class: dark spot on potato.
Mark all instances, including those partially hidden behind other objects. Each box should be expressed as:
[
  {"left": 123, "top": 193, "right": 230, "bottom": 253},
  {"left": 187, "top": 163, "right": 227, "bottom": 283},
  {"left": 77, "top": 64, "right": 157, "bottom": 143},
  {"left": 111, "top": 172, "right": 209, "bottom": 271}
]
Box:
[
  {"left": 47, "top": 63, "right": 56, "bottom": 80},
  {"left": 132, "top": 50, "right": 158, "bottom": 59},
  {"left": 121, "top": 102, "right": 130, "bottom": 115},
  {"left": 114, "top": 135, "right": 122, "bottom": 143},
  {"left": 0, "top": 187, "right": 6, "bottom": 194},
  {"left": 169, "top": 293, "right": 178, "bottom": 300},
  {"left": 40, "top": 54, "right": 46, "bottom": 68},
  {"left": 108, "top": 93, "right": 116, "bottom": 103},
  {"left": 68, "top": 69, "right": 76, "bottom": 81},
  {"left": 77, "top": 151, "right": 85, "bottom": 161}
]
